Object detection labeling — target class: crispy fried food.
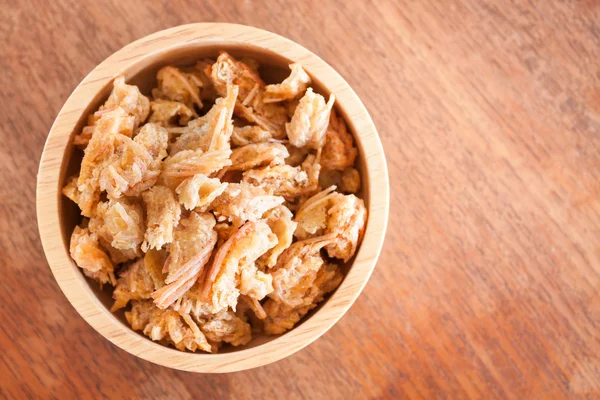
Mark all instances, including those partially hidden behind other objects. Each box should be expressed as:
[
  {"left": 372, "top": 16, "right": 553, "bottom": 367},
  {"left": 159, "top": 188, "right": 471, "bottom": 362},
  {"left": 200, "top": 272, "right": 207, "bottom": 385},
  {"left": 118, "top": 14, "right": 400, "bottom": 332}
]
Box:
[
  {"left": 263, "top": 262, "right": 343, "bottom": 334},
  {"left": 149, "top": 99, "right": 194, "bottom": 127},
  {"left": 201, "top": 310, "right": 252, "bottom": 346},
  {"left": 97, "top": 122, "right": 168, "bottom": 199},
  {"left": 170, "top": 84, "right": 238, "bottom": 154},
  {"left": 65, "top": 55, "right": 368, "bottom": 353},
  {"left": 264, "top": 63, "right": 311, "bottom": 103},
  {"left": 286, "top": 88, "right": 335, "bottom": 149},
  {"left": 268, "top": 235, "right": 335, "bottom": 307},
  {"left": 201, "top": 221, "right": 277, "bottom": 313},
  {"left": 209, "top": 182, "right": 284, "bottom": 225},
  {"left": 88, "top": 198, "right": 144, "bottom": 258},
  {"left": 219, "top": 142, "right": 289, "bottom": 177},
  {"left": 176, "top": 174, "right": 228, "bottom": 211},
  {"left": 141, "top": 186, "right": 181, "bottom": 251},
  {"left": 153, "top": 66, "right": 204, "bottom": 112},
  {"left": 73, "top": 77, "right": 150, "bottom": 147},
  {"left": 231, "top": 125, "right": 274, "bottom": 146},
  {"left": 111, "top": 258, "right": 155, "bottom": 311},
  {"left": 152, "top": 213, "right": 217, "bottom": 309},
  {"left": 294, "top": 186, "right": 340, "bottom": 240},
  {"left": 127, "top": 300, "right": 212, "bottom": 352},
  {"left": 321, "top": 111, "right": 357, "bottom": 170},
  {"left": 242, "top": 153, "right": 320, "bottom": 198},
  {"left": 70, "top": 226, "right": 116, "bottom": 286},
  {"left": 324, "top": 194, "right": 367, "bottom": 262},
  {"left": 208, "top": 52, "right": 288, "bottom": 137},
  {"left": 258, "top": 206, "right": 297, "bottom": 269},
  {"left": 77, "top": 107, "right": 131, "bottom": 216},
  {"left": 160, "top": 148, "right": 232, "bottom": 189}
]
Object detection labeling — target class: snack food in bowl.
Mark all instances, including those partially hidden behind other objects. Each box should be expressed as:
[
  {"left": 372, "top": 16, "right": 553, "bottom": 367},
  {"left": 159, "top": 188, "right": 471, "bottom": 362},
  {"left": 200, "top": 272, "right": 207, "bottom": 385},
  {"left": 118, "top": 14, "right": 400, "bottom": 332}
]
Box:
[{"left": 37, "top": 23, "right": 389, "bottom": 372}]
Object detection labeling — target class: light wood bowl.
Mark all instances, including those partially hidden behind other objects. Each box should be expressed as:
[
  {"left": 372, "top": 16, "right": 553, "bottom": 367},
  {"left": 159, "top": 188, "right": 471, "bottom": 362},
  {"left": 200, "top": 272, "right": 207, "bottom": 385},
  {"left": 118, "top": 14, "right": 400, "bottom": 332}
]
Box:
[{"left": 36, "top": 23, "right": 389, "bottom": 373}]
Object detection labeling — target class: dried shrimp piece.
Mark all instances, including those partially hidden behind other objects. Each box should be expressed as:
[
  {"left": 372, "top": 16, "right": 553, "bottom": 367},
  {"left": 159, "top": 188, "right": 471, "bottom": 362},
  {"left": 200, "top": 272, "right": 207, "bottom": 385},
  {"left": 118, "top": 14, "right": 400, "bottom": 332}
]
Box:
[
  {"left": 264, "top": 63, "right": 311, "bottom": 103},
  {"left": 141, "top": 186, "right": 181, "bottom": 251},
  {"left": 209, "top": 182, "right": 284, "bottom": 225},
  {"left": 324, "top": 194, "right": 367, "bottom": 262},
  {"left": 98, "top": 123, "right": 168, "bottom": 199},
  {"left": 202, "top": 221, "right": 277, "bottom": 312},
  {"left": 219, "top": 142, "right": 289, "bottom": 177},
  {"left": 242, "top": 153, "right": 320, "bottom": 198},
  {"left": 239, "top": 294, "right": 267, "bottom": 320},
  {"left": 163, "top": 212, "right": 217, "bottom": 284},
  {"left": 319, "top": 167, "right": 361, "bottom": 194},
  {"left": 160, "top": 148, "right": 232, "bottom": 189},
  {"left": 257, "top": 205, "right": 297, "bottom": 269},
  {"left": 239, "top": 261, "right": 274, "bottom": 300},
  {"left": 268, "top": 234, "right": 335, "bottom": 307},
  {"left": 294, "top": 186, "right": 342, "bottom": 240},
  {"left": 111, "top": 258, "right": 155, "bottom": 311},
  {"left": 89, "top": 198, "right": 144, "bottom": 256},
  {"left": 286, "top": 88, "right": 335, "bottom": 149},
  {"left": 148, "top": 99, "right": 194, "bottom": 127},
  {"left": 62, "top": 175, "right": 83, "bottom": 210},
  {"left": 126, "top": 300, "right": 212, "bottom": 352},
  {"left": 152, "top": 214, "right": 216, "bottom": 309},
  {"left": 70, "top": 226, "right": 116, "bottom": 286},
  {"left": 176, "top": 174, "right": 228, "bottom": 211},
  {"left": 201, "top": 310, "right": 251, "bottom": 346},
  {"left": 321, "top": 110, "right": 357, "bottom": 170},
  {"left": 133, "top": 122, "right": 169, "bottom": 160},
  {"left": 208, "top": 52, "right": 288, "bottom": 138},
  {"left": 104, "top": 76, "right": 151, "bottom": 128},
  {"left": 231, "top": 125, "right": 273, "bottom": 146},
  {"left": 152, "top": 66, "right": 203, "bottom": 112},
  {"left": 77, "top": 107, "right": 131, "bottom": 216}
]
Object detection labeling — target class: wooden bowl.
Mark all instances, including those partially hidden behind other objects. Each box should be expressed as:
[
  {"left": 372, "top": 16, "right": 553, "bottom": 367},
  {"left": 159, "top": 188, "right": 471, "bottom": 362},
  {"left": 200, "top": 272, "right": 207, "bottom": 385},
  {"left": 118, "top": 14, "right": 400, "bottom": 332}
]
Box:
[{"left": 36, "top": 23, "right": 389, "bottom": 373}]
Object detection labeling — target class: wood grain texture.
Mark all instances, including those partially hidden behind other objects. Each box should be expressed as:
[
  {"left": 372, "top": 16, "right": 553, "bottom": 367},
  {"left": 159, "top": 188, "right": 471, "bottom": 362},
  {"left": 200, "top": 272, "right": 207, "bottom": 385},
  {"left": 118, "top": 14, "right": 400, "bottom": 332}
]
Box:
[
  {"left": 36, "top": 22, "right": 389, "bottom": 373},
  {"left": 2, "top": 0, "right": 600, "bottom": 398}
]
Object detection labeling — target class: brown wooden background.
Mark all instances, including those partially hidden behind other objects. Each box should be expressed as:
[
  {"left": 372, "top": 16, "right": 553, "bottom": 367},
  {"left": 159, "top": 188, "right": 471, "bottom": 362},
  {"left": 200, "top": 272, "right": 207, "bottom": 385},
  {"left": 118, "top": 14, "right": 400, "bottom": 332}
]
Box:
[{"left": 2, "top": 0, "right": 600, "bottom": 398}]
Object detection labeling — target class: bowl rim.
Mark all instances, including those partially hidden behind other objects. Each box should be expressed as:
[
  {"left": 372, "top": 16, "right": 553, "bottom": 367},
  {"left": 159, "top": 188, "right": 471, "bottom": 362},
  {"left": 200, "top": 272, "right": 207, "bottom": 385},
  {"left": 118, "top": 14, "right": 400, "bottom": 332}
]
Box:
[{"left": 36, "top": 22, "right": 389, "bottom": 373}]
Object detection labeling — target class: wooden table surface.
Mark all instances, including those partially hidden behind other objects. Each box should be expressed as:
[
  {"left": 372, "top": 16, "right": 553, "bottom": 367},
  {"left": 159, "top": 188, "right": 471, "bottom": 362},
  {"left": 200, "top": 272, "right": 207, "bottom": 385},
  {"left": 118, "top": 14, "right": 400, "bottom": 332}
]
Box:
[{"left": 2, "top": 0, "right": 599, "bottom": 398}]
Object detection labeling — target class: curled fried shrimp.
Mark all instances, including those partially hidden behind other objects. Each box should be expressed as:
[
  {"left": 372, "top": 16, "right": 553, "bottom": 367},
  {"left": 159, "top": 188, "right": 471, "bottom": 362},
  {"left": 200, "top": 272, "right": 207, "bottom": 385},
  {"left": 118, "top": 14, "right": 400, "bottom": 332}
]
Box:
[
  {"left": 153, "top": 66, "right": 203, "bottom": 112},
  {"left": 264, "top": 63, "right": 311, "bottom": 103},
  {"left": 70, "top": 226, "right": 116, "bottom": 286},
  {"left": 201, "top": 310, "right": 252, "bottom": 346},
  {"left": 286, "top": 88, "right": 335, "bottom": 149}
]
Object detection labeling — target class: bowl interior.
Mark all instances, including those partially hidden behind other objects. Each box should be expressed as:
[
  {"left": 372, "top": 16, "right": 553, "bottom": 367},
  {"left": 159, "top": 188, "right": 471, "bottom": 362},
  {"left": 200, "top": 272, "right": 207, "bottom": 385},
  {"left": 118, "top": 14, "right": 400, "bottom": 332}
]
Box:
[{"left": 59, "top": 43, "right": 370, "bottom": 353}]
